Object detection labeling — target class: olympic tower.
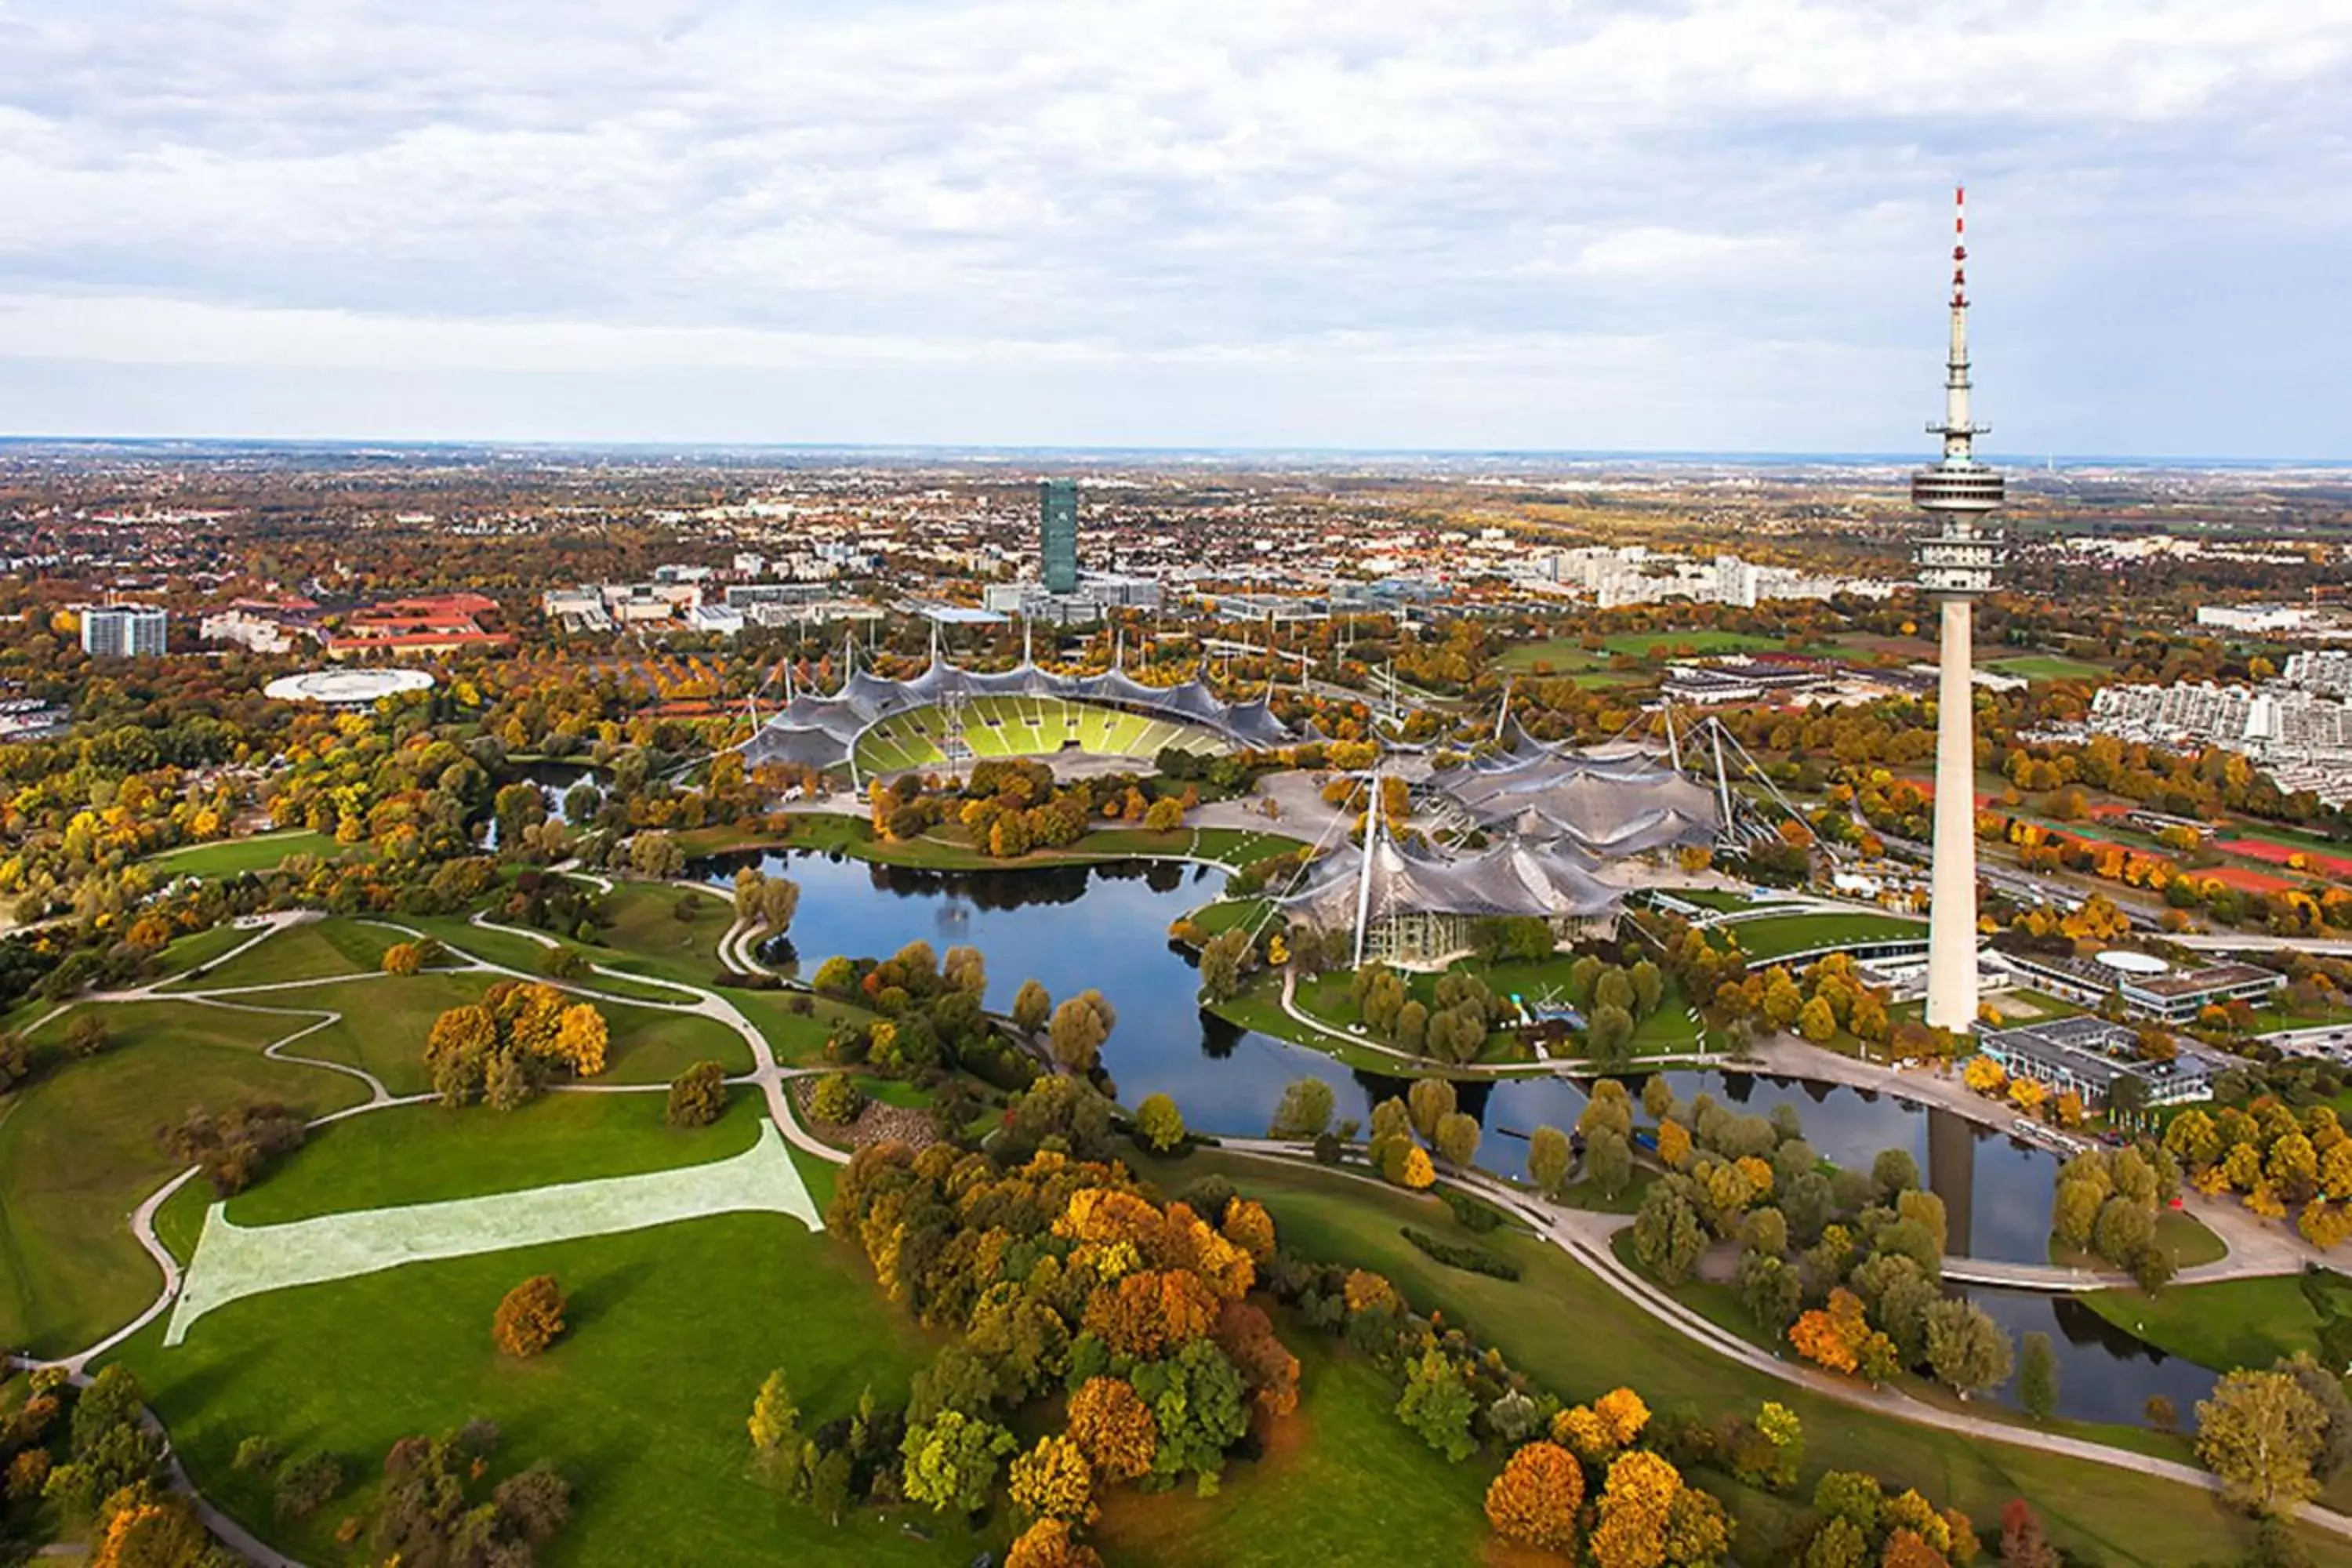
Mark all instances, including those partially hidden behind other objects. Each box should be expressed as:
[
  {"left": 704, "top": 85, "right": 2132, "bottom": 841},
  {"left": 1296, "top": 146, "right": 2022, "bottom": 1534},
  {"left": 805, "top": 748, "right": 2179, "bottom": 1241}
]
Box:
[{"left": 1914, "top": 187, "right": 2005, "bottom": 1034}]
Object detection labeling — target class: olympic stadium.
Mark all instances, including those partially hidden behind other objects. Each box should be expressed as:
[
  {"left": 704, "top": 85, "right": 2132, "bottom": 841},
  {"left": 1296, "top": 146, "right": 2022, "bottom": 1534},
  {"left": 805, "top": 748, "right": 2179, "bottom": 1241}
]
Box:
[{"left": 738, "top": 653, "right": 1294, "bottom": 781}]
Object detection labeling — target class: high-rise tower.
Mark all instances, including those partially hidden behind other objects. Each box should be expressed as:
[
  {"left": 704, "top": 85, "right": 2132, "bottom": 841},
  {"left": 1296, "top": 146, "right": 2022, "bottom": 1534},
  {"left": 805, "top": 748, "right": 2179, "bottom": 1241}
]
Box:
[
  {"left": 1040, "top": 478, "right": 1079, "bottom": 595},
  {"left": 1915, "top": 186, "right": 2006, "bottom": 1034}
]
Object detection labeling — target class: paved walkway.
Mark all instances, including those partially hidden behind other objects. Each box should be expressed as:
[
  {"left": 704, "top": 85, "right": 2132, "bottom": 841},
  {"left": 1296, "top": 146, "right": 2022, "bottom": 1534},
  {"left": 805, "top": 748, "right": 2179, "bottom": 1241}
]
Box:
[
  {"left": 166, "top": 1120, "right": 818, "bottom": 1345},
  {"left": 1213, "top": 1138, "right": 2352, "bottom": 1544}
]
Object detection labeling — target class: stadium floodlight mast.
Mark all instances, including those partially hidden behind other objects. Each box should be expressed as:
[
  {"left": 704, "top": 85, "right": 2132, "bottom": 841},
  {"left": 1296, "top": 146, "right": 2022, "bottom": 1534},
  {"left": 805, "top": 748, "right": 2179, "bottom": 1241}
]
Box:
[{"left": 1912, "top": 185, "right": 2008, "bottom": 1035}]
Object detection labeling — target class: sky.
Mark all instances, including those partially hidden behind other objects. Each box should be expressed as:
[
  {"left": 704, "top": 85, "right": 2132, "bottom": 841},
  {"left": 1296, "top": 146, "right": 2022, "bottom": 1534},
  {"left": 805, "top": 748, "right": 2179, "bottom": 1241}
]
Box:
[{"left": 0, "top": 0, "right": 2347, "bottom": 456}]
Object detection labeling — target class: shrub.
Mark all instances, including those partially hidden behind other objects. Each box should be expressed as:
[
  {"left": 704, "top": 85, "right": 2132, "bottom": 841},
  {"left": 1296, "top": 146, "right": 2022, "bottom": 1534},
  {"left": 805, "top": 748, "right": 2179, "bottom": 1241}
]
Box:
[
  {"left": 539, "top": 945, "right": 588, "bottom": 979},
  {"left": 1401, "top": 1227, "right": 1521, "bottom": 1280},
  {"left": 666, "top": 1061, "right": 728, "bottom": 1127},
  {"left": 1442, "top": 1190, "right": 1504, "bottom": 1233},
  {"left": 810, "top": 1073, "right": 866, "bottom": 1126},
  {"left": 274, "top": 1453, "right": 345, "bottom": 1520},
  {"left": 492, "top": 1276, "right": 567, "bottom": 1359}
]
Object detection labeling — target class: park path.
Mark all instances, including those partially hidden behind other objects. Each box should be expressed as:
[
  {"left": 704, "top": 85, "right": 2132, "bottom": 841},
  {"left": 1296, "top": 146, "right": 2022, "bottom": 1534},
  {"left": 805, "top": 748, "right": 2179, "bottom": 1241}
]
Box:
[{"left": 1214, "top": 1136, "right": 2352, "bottom": 1544}]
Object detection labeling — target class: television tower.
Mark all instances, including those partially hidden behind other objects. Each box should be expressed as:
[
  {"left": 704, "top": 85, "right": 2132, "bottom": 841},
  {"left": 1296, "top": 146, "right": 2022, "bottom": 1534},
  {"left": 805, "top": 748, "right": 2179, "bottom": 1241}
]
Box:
[{"left": 1915, "top": 185, "right": 2005, "bottom": 1035}]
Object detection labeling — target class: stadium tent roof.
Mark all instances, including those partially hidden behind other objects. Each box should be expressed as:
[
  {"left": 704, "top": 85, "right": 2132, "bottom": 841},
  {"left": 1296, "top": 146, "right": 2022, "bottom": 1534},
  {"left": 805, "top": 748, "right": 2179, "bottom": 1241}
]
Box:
[
  {"left": 739, "top": 655, "right": 1293, "bottom": 774},
  {"left": 1277, "top": 834, "right": 1625, "bottom": 931},
  {"left": 1428, "top": 734, "right": 1722, "bottom": 857}
]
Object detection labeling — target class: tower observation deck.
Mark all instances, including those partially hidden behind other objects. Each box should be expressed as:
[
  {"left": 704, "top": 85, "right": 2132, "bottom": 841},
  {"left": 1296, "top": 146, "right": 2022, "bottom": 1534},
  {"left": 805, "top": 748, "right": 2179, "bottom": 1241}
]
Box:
[{"left": 1914, "top": 185, "right": 2007, "bottom": 599}]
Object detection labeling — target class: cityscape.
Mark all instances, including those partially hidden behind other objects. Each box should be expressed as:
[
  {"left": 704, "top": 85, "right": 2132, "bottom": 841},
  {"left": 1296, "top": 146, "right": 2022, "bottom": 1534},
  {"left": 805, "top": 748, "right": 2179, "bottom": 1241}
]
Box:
[{"left": 4, "top": 5, "right": 2352, "bottom": 1568}]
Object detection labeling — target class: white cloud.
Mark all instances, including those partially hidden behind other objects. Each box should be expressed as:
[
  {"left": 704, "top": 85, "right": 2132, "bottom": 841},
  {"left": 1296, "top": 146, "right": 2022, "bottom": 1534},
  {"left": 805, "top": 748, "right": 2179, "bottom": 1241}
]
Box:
[{"left": 0, "top": 0, "right": 2347, "bottom": 449}]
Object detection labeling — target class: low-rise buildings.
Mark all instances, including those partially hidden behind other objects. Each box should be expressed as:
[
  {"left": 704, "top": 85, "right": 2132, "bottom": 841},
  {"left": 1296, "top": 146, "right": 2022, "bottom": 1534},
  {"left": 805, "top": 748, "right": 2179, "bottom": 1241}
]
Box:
[{"left": 1976, "top": 1014, "right": 2221, "bottom": 1108}]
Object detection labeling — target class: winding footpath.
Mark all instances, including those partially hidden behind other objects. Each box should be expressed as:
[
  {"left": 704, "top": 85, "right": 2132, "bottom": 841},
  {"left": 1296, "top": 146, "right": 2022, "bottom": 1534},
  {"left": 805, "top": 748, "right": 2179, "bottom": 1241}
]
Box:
[
  {"left": 9, "top": 885, "right": 854, "bottom": 1566},
  {"left": 12, "top": 885, "right": 2337, "bottom": 1560},
  {"left": 1216, "top": 1136, "right": 2352, "bottom": 1544}
]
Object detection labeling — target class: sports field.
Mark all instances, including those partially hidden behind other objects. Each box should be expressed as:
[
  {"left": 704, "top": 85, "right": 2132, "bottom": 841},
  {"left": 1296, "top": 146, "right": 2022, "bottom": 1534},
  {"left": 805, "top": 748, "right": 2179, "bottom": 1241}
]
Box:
[
  {"left": 851, "top": 695, "right": 1226, "bottom": 775},
  {"left": 1719, "top": 909, "right": 1928, "bottom": 960}
]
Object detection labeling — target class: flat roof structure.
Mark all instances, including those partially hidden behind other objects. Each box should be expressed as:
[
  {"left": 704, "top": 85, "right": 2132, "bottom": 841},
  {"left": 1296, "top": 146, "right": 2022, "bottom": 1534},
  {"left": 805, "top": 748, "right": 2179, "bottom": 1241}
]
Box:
[
  {"left": 263, "top": 668, "right": 436, "bottom": 705},
  {"left": 1976, "top": 1014, "right": 2223, "bottom": 1107}
]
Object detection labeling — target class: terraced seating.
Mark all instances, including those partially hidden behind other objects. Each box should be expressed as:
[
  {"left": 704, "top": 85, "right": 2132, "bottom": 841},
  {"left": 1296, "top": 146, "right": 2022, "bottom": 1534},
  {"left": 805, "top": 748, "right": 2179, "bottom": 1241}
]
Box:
[{"left": 855, "top": 697, "right": 1223, "bottom": 771}]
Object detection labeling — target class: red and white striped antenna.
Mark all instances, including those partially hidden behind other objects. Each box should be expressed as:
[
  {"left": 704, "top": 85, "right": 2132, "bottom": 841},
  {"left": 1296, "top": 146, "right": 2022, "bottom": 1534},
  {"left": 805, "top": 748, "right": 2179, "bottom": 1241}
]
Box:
[{"left": 1951, "top": 183, "right": 1969, "bottom": 308}]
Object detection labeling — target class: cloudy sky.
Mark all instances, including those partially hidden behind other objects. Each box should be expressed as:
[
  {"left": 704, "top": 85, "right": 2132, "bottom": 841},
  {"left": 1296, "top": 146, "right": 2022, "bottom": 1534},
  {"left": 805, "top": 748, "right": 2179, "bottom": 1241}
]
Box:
[{"left": 1, "top": 0, "right": 2347, "bottom": 455}]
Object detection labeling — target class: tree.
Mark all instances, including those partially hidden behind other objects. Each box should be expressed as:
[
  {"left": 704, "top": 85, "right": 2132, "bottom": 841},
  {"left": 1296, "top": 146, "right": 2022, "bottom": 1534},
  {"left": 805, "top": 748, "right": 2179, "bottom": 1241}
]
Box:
[
  {"left": 1269, "top": 1077, "right": 1334, "bottom": 1140},
  {"left": 1589, "top": 1450, "right": 1681, "bottom": 1568},
  {"left": 1632, "top": 1187, "right": 1707, "bottom": 1285},
  {"left": 383, "top": 941, "right": 424, "bottom": 976},
  {"left": 1130, "top": 1339, "right": 1247, "bottom": 1493},
  {"left": 1135, "top": 1093, "right": 1186, "bottom": 1153},
  {"left": 1588, "top": 1002, "right": 1635, "bottom": 1062},
  {"left": 2276, "top": 1351, "right": 2352, "bottom": 1482},
  {"left": 1408, "top": 1076, "right": 1456, "bottom": 1142},
  {"left": 1528, "top": 1123, "right": 1572, "bottom": 1196},
  {"left": 2020, "top": 1332, "right": 2058, "bottom": 1423},
  {"left": 2197, "top": 1369, "right": 2328, "bottom": 1515},
  {"left": 1656, "top": 1117, "right": 1693, "bottom": 1171},
  {"left": 1196, "top": 927, "right": 1252, "bottom": 1003},
  {"left": 1394, "top": 1348, "right": 1476, "bottom": 1462},
  {"left": 1007, "top": 1519, "right": 1105, "bottom": 1568},
  {"left": 1922, "top": 1298, "right": 2013, "bottom": 1399},
  {"left": 2000, "top": 1497, "right": 2060, "bottom": 1568},
  {"left": 1798, "top": 995, "right": 1837, "bottom": 1044},
  {"left": 629, "top": 829, "right": 684, "bottom": 880},
  {"left": 1873, "top": 1148, "right": 1922, "bottom": 1199},
  {"left": 1013, "top": 979, "right": 1054, "bottom": 1034},
  {"left": 748, "top": 1373, "right": 804, "bottom": 1457},
  {"left": 902, "top": 1410, "right": 1016, "bottom": 1515},
  {"left": 1435, "top": 1110, "right": 1480, "bottom": 1169},
  {"left": 1790, "top": 1288, "right": 1871, "bottom": 1375},
  {"left": 65, "top": 1013, "right": 111, "bottom": 1059},
  {"left": 811, "top": 1073, "right": 866, "bottom": 1124},
  {"left": 1484, "top": 1439, "right": 1584, "bottom": 1553},
  {"left": 1049, "top": 989, "right": 1118, "bottom": 1073},
  {"left": 551, "top": 1002, "right": 608, "bottom": 1076},
  {"left": 492, "top": 1275, "right": 566, "bottom": 1358},
  {"left": 1009, "top": 1434, "right": 1095, "bottom": 1524},
  {"left": 1737, "top": 1248, "right": 1802, "bottom": 1334},
  {"left": 1398, "top": 1144, "right": 1436, "bottom": 1191},
  {"left": 942, "top": 943, "right": 985, "bottom": 997},
  {"left": 666, "top": 1060, "right": 728, "bottom": 1127},
  {"left": 1065, "top": 1377, "right": 1156, "bottom": 1483},
  {"left": 91, "top": 1483, "right": 212, "bottom": 1568},
  {"left": 1586, "top": 1127, "right": 1633, "bottom": 1200}
]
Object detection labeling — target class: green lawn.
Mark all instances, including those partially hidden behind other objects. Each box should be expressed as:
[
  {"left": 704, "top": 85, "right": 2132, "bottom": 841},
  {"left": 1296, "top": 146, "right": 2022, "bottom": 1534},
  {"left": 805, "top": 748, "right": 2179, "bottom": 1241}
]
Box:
[
  {"left": 589, "top": 880, "right": 733, "bottom": 987},
  {"left": 1986, "top": 655, "right": 2110, "bottom": 683},
  {"left": 109, "top": 1206, "right": 963, "bottom": 1568},
  {"left": 2078, "top": 1275, "right": 2325, "bottom": 1373},
  {"left": 1602, "top": 629, "right": 1795, "bottom": 659},
  {"left": 150, "top": 922, "right": 268, "bottom": 978},
  {"left": 144, "top": 829, "right": 347, "bottom": 877},
  {"left": 0, "top": 1000, "right": 369, "bottom": 1358},
  {"left": 2051, "top": 1210, "right": 2225, "bottom": 1273},
  {"left": 225, "top": 1091, "right": 766, "bottom": 1225},
  {"left": 262, "top": 972, "right": 752, "bottom": 1094},
  {"left": 727, "top": 989, "right": 856, "bottom": 1067},
  {"left": 161, "top": 917, "right": 400, "bottom": 991},
  {"left": 1149, "top": 1151, "right": 2282, "bottom": 1565},
  {"left": 1092, "top": 1332, "right": 1491, "bottom": 1566},
  {"left": 1720, "top": 909, "right": 1928, "bottom": 962}
]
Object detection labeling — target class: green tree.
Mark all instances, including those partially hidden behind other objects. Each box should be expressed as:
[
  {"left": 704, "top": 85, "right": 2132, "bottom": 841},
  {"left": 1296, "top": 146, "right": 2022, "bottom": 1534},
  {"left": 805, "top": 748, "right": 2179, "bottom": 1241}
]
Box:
[
  {"left": 1435, "top": 1110, "right": 1481, "bottom": 1169},
  {"left": 1196, "top": 927, "right": 1252, "bottom": 1003},
  {"left": 1407, "top": 1076, "right": 1456, "bottom": 1143},
  {"left": 2020, "top": 1332, "right": 2059, "bottom": 1423},
  {"left": 2197, "top": 1369, "right": 2328, "bottom": 1516},
  {"left": 1394, "top": 1347, "right": 1477, "bottom": 1462},
  {"left": 1584, "top": 1126, "right": 1632, "bottom": 1199},
  {"left": 1632, "top": 1187, "right": 1707, "bottom": 1286},
  {"left": 665, "top": 1060, "right": 728, "bottom": 1127},
  {"left": 1131, "top": 1341, "right": 1248, "bottom": 1495},
  {"left": 1048, "top": 989, "right": 1118, "bottom": 1073},
  {"left": 1922, "top": 1298, "right": 2013, "bottom": 1399},
  {"left": 1269, "top": 1077, "right": 1335, "bottom": 1140},
  {"left": 1586, "top": 1003, "right": 1635, "bottom": 1064},
  {"left": 1527, "top": 1124, "right": 1573, "bottom": 1196},
  {"left": 1012, "top": 979, "right": 1054, "bottom": 1034},
  {"left": 1135, "top": 1093, "right": 1186, "bottom": 1153},
  {"left": 901, "top": 1410, "right": 1017, "bottom": 1515}
]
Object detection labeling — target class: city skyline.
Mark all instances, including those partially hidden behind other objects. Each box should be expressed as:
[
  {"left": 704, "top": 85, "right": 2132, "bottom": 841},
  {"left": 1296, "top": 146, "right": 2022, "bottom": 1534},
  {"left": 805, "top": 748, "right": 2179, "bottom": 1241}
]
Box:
[{"left": 2, "top": 1, "right": 2348, "bottom": 457}]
